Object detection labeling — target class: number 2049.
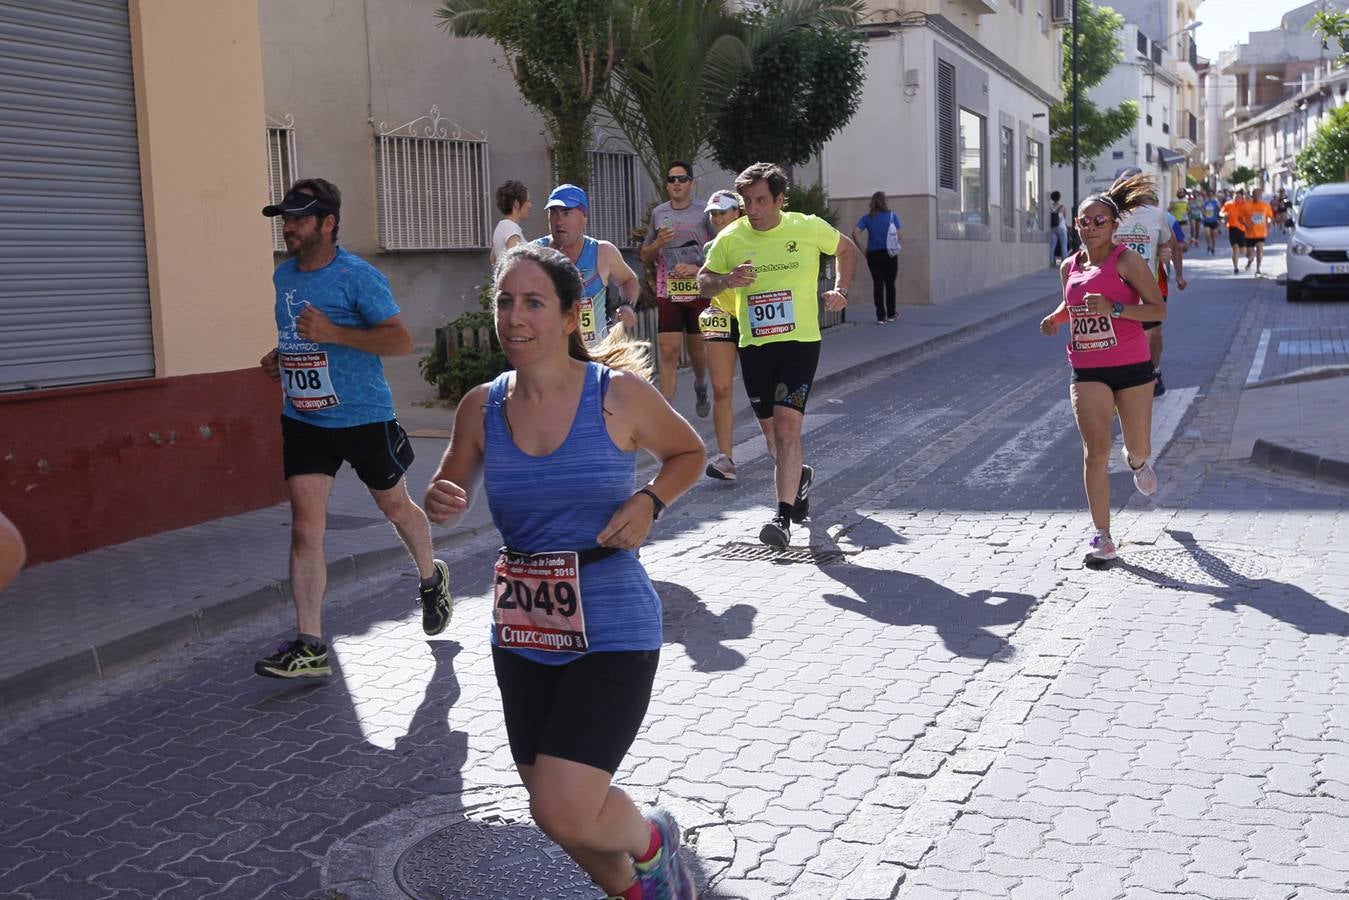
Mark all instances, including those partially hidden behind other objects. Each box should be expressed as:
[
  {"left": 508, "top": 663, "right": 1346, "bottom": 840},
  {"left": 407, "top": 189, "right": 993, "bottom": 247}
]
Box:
[{"left": 496, "top": 577, "right": 577, "bottom": 617}]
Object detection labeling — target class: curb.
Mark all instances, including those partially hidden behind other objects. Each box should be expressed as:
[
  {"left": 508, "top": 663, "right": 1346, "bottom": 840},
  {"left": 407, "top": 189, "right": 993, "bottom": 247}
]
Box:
[
  {"left": 0, "top": 290, "right": 1055, "bottom": 717},
  {"left": 1250, "top": 438, "right": 1349, "bottom": 489},
  {"left": 1244, "top": 363, "right": 1349, "bottom": 390}
]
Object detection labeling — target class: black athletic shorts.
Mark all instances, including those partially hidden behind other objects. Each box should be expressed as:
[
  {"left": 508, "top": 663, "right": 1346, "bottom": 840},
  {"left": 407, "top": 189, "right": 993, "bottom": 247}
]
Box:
[
  {"left": 492, "top": 646, "right": 659, "bottom": 774},
  {"left": 1246, "top": 236, "right": 1266, "bottom": 245},
  {"left": 1071, "top": 360, "right": 1155, "bottom": 392},
  {"left": 657, "top": 296, "right": 710, "bottom": 334},
  {"left": 738, "top": 339, "right": 822, "bottom": 419},
  {"left": 1228, "top": 227, "right": 1246, "bottom": 247},
  {"left": 280, "top": 415, "right": 414, "bottom": 491}
]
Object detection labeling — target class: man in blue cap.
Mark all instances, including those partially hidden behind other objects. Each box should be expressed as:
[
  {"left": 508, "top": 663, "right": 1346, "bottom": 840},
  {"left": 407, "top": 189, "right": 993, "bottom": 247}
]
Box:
[
  {"left": 255, "top": 178, "right": 452, "bottom": 680},
  {"left": 533, "top": 184, "right": 639, "bottom": 347}
]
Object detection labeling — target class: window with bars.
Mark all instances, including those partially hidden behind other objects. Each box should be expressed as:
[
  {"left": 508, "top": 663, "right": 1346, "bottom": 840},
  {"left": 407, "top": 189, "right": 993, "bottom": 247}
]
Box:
[
  {"left": 374, "top": 107, "right": 491, "bottom": 251},
  {"left": 265, "top": 117, "right": 298, "bottom": 253},
  {"left": 585, "top": 150, "right": 641, "bottom": 247},
  {"left": 1000, "top": 126, "right": 1015, "bottom": 228},
  {"left": 937, "top": 60, "right": 957, "bottom": 191}
]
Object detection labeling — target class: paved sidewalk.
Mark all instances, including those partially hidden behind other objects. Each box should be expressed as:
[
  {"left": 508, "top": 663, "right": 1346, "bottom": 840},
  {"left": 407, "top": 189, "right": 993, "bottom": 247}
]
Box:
[{"left": 0, "top": 267, "right": 1065, "bottom": 717}]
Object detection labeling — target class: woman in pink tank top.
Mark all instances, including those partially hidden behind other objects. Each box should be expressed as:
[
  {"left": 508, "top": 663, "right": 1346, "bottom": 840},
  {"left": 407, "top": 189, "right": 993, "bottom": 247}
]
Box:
[{"left": 1039, "top": 172, "right": 1168, "bottom": 569}]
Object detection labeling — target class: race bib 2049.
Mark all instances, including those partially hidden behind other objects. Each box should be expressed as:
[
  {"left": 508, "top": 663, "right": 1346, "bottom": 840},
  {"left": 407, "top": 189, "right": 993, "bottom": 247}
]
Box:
[
  {"left": 494, "top": 550, "right": 588, "bottom": 653},
  {"left": 747, "top": 289, "right": 797, "bottom": 338},
  {"left": 280, "top": 352, "right": 340, "bottom": 411}
]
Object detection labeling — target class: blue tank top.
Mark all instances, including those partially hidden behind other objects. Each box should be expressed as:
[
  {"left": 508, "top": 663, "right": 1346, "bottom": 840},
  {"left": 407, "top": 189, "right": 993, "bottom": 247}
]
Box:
[
  {"left": 535, "top": 235, "right": 607, "bottom": 345},
  {"left": 482, "top": 362, "right": 661, "bottom": 664}
]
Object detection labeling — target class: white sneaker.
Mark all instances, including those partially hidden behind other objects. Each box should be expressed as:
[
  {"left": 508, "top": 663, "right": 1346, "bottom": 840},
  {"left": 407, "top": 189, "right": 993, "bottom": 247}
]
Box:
[
  {"left": 1121, "top": 446, "right": 1158, "bottom": 496},
  {"left": 705, "top": 453, "right": 737, "bottom": 481},
  {"left": 1083, "top": 529, "right": 1117, "bottom": 568}
]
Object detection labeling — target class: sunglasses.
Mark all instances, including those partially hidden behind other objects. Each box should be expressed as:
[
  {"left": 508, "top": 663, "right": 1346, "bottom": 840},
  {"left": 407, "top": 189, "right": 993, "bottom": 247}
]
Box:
[
  {"left": 666, "top": 175, "right": 692, "bottom": 184},
  {"left": 1076, "top": 214, "right": 1111, "bottom": 228}
]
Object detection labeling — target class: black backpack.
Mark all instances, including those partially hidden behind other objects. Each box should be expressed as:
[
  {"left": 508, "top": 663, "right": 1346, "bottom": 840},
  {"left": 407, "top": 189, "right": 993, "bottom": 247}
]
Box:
[{"left": 1050, "top": 209, "right": 1060, "bottom": 228}]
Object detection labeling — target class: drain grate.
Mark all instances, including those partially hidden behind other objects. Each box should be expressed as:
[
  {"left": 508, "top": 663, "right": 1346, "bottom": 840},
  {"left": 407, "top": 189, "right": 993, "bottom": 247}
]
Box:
[
  {"left": 1116, "top": 546, "right": 1271, "bottom": 589},
  {"left": 705, "top": 541, "right": 853, "bottom": 565},
  {"left": 395, "top": 803, "right": 601, "bottom": 899}
]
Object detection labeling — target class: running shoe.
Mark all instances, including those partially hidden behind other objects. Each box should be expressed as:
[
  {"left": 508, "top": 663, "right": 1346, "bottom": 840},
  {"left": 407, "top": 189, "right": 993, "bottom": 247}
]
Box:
[
  {"left": 706, "top": 453, "right": 737, "bottom": 481},
  {"left": 1122, "top": 446, "right": 1158, "bottom": 496},
  {"left": 254, "top": 639, "right": 330, "bottom": 678},
  {"left": 635, "top": 808, "right": 693, "bottom": 900},
  {"left": 791, "top": 464, "right": 814, "bottom": 524},
  {"left": 759, "top": 515, "right": 791, "bottom": 549},
  {"left": 420, "top": 559, "right": 453, "bottom": 636},
  {"left": 694, "top": 384, "right": 711, "bottom": 418},
  {"left": 1082, "top": 529, "right": 1117, "bottom": 569},
  {"left": 1153, "top": 372, "right": 1166, "bottom": 397},
  {"left": 1245, "top": 257, "right": 1253, "bottom": 271}
]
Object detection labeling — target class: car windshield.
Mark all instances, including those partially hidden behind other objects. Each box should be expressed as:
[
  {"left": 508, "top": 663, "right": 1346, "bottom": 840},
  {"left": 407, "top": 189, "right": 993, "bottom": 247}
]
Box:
[{"left": 1299, "top": 194, "right": 1349, "bottom": 228}]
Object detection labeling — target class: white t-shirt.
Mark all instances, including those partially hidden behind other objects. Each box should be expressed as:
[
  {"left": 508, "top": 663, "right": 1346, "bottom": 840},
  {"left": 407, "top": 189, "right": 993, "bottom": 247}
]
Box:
[
  {"left": 491, "top": 219, "right": 525, "bottom": 264},
  {"left": 1113, "top": 205, "right": 1170, "bottom": 280}
]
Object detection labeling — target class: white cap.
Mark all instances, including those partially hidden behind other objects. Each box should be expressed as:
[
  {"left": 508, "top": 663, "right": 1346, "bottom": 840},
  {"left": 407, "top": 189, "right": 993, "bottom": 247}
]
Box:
[{"left": 705, "top": 190, "right": 741, "bottom": 212}]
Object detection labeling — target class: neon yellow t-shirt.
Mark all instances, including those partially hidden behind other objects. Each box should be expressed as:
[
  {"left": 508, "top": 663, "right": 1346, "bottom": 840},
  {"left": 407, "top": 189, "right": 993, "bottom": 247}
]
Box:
[{"left": 704, "top": 212, "right": 841, "bottom": 347}]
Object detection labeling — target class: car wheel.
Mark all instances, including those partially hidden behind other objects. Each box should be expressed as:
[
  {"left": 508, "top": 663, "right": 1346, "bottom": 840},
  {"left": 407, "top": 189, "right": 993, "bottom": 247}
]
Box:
[{"left": 1286, "top": 282, "right": 1303, "bottom": 302}]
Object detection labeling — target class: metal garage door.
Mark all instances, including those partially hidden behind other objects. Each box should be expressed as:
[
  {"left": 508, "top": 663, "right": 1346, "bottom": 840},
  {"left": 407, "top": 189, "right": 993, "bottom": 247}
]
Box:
[{"left": 0, "top": 0, "right": 153, "bottom": 391}]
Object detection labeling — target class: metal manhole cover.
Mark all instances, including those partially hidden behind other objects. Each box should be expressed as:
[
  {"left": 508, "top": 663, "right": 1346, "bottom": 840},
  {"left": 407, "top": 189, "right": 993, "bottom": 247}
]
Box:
[
  {"left": 1116, "top": 546, "right": 1272, "bottom": 588},
  {"left": 706, "top": 541, "right": 853, "bottom": 565},
  {"left": 395, "top": 803, "right": 601, "bottom": 899}
]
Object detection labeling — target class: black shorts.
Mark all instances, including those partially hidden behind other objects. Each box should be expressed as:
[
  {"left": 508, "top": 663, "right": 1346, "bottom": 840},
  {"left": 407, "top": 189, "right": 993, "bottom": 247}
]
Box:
[
  {"left": 1228, "top": 227, "right": 1246, "bottom": 247},
  {"left": 738, "top": 340, "right": 821, "bottom": 419},
  {"left": 1203, "top": 220, "right": 1219, "bottom": 230},
  {"left": 658, "top": 296, "right": 710, "bottom": 334},
  {"left": 1247, "top": 237, "right": 1266, "bottom": 245},
  {"left": 1071, "top": 360, "right": 1155, "bottom": 392},
  {"left": 280, "top": 415, "right": 414, "bottom": 491},
  {"left": 492, "top": 646, "right": 659, "bottom": 774}
]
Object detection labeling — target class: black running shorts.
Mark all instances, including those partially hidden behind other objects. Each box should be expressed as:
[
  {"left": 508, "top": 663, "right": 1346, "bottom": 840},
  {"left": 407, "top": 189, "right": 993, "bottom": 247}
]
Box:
[
  {"left": 492, "top": 646, "right": 659, "bottom": 774},
  {"left": 738, "top": 340, "right": 822, "bottom": 420},
  {"left": 1071, "top": 360, "right": 1155, "bottom": 392},
  {"left": 280, "top": 415, "right": 414, "bottom": 491},
  {"left": 1246, "top": 236, "right": 1266, "bottom": 245},
  {"left": 1228, "top": 227, "right": 1246, "bottom": 247}
]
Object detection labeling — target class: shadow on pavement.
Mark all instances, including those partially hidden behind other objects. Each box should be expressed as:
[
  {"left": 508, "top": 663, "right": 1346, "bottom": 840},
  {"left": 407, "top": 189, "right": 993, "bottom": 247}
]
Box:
[
  {"left": 1115, "top": 529, "right": 1349, "bottom": 637},
  {"left": 655, "top": 580, "right": 756, "bottom": 672}
]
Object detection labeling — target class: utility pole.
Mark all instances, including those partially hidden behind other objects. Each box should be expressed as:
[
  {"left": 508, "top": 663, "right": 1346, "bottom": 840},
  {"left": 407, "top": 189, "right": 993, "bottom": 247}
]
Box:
[{"left": 1072, "top": 0, "right": 1081, "bottom": 224}]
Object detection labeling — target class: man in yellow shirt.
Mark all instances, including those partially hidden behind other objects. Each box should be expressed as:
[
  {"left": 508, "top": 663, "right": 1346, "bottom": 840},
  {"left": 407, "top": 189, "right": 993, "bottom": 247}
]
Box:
[
  {"left": 698, "top": 162, "right": 856, "bottom": 548},
  {"left": 1244, "top": 188, "right": 1276, "bottom": 276},
  {"left": 1221, "top": 189, "right": 1250, "bottom": 275}
]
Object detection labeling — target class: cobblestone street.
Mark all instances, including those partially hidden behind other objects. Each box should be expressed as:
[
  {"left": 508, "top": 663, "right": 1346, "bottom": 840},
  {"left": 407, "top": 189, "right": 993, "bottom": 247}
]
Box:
[{"left": 2, "top": 249, "right": 1347, "bottom": 899}]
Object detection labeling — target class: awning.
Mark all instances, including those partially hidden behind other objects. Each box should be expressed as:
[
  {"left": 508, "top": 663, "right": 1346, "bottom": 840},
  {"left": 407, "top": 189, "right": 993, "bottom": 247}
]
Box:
[{"left": 1156, "top": 147, "right": 1186, "bottom": 168}]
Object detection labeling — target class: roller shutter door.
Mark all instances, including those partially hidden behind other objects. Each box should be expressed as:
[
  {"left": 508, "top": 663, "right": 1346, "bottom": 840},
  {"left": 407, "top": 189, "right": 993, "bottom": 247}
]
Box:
[{"left": 0, "top": 0, "right": 153, "bottom": 391}]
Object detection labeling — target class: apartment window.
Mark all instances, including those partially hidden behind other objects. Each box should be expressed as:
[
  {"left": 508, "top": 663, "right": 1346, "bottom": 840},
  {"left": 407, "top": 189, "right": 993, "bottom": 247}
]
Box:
[
  {"left": 265, "top": 116, "right": 299, "bottom": 253},
  {"left": 936, "top": 60, "right": 957, "bottom": 191},
  {"left": 1024, "top": 138, "right": 1044, "bottom": 230},
  {"left": 1151, "top": 43, "right": 1162, "bottom": 64},
  {"left": 1000, "top": 126, "right": 1015, "bottom": 228},
  {"left": 1146, "top": 113, "right": 1154, "bottom": 126},
  {"left": 1137, "top": 32, "right": 1148, "bottom": 55},
  {"left": 1162, "top": 106, "right": 1169, "bottom": 134},
  {"left": 959, "top": 109, "right": 987, "bottom": 225},
  {"left": 585, "top": 150, "right": 641, "bottom": 247},
  {"left": 375, "top": 106, "right": 491, "bottom": 251}
]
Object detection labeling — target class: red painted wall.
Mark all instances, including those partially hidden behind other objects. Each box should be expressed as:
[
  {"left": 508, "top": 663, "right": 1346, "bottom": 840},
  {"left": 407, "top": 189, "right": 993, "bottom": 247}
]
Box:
[{"left": 0, "top": 368, "right": 284, "bottom": 564}]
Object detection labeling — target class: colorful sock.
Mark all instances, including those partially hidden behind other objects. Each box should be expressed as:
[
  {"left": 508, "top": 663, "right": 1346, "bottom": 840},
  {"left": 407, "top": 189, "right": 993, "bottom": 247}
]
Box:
[
  {"left": 635, "top": 820, "right": 662, "bottom": 865},
  {"left": 614, "top": 881, "right": 643, "bottom": 900},
  {"left": 777, "top": 501, "right": 794, "bottom": 520}
]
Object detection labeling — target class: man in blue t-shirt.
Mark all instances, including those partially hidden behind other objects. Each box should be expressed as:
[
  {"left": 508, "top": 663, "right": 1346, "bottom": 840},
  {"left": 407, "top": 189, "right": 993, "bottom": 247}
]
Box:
[{"left": 256, "top": 178, "right": 451, "bottom": 679}]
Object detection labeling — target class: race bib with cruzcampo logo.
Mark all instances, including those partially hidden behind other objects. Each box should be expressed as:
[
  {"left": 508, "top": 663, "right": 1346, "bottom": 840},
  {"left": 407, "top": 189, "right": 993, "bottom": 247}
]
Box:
[
  {"left": 698, "top": 305, "right": 733, "bottom": 339},
  {"left": 1068, "top": 305, "right": 1119, "bottom": 353},
  {"left": 279, "top": 350, "right": 339, "bottom": 411},
  {"left": 493, "top": 550, "right": 588, "bottom": 653},
  {"left": 747, "top": 289, "right": 796, "bottom": 338}
]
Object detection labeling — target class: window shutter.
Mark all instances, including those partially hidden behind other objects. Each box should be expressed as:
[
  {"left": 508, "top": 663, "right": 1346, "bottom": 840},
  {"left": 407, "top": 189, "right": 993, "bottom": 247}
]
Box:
[{"left": 937, "top": 60, "right": 957, "bottom": 191}]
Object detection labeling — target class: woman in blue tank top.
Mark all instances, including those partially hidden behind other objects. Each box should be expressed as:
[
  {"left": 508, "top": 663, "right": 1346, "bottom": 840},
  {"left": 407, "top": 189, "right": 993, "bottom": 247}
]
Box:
[{"left": 425, "top": 244, "right": 704, "bottom": 900}]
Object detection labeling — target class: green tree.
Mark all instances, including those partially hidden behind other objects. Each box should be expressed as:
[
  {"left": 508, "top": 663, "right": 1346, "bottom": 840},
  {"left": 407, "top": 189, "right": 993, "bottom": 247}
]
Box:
[
  {"left": 437, "top": 0, "right": 620, "bottom": 187},
  {"left": 1309, "top": 9, "right": 1349, "bottom": 66},
  {"left": 1049, "top": 0, "right": 1138, "bottom": 167},
  {"left": 1228, "top": 164, "right": 1259, "bottom": 187},
  {"left": 707, "top": 0, "right": 867, "bottom": 172},
  {"left": 1296, "top": 104, "right": 1349, "bottom": 184}
]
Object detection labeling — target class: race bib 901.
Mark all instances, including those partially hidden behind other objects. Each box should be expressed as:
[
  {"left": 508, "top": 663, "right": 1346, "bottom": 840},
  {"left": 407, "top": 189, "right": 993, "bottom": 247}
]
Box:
[
  {"left": 494, "top": 550, "right": 588, "bottom": 653},
  {"left": 280, "top": 352, "right": 340, "bottom": 411},
  {"left": 747, "top": 290, "right": 796, "bottom": 338},
  {"left": 1069, "top": 305, "right": 1118, "bottom": 353}
]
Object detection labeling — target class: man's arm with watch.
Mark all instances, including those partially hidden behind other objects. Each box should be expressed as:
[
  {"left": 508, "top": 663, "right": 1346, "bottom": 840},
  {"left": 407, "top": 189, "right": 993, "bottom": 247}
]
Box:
[{"left": 823, "top": 231, "right": 857, "bottom": 311}]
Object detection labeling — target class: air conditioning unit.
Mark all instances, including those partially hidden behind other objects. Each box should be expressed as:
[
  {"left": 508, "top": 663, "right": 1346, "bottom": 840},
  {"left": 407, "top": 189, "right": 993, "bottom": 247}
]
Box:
[{"left": 1050, "top": 0, "right": 1072, "bottom": 26}]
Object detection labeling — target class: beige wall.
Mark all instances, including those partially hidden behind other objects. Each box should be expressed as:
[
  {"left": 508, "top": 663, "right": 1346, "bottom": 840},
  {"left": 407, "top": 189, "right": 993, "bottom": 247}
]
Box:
[{"left": 129, "top": 0, "right": 276, "bottom": 378}]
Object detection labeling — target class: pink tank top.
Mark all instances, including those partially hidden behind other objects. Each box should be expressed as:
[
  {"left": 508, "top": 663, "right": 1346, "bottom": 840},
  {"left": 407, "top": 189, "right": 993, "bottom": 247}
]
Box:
[{"left": 1062, "top": 243, "right": 1151, "bottom": 369}]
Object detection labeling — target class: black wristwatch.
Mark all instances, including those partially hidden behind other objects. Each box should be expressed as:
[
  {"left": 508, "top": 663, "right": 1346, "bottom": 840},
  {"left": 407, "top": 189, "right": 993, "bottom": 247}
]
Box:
[
  {"left": 1110, "top": 302, "right": 1124, "bottom": 319},
  {"left": 637, "top": 487, "right": 666, "bottom": 520},
  {"left": 835, "top": 286, "right": 849, "bottom": 297}
]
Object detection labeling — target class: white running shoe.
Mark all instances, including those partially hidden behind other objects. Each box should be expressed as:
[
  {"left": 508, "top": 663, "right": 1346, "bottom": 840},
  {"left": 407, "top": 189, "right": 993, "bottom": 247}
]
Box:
[
  {"left": 706, "top": 453, "right": 737, "bottom": 481},
  {"left": 1083, "top": 529, "right": 1117, "bottom": 569},
  {"left": 1121, "top": 446, "right": 1158, "bottom": 496}
]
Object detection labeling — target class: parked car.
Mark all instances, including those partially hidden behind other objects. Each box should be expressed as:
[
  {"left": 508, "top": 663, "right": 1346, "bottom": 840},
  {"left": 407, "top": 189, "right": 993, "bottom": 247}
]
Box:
[{"left": 1286, "top": 182, "right": 1349, "bottom": 301}]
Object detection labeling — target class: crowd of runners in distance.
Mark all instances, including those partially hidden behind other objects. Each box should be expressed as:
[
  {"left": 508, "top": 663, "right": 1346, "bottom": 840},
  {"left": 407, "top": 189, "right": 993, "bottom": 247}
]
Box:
[{"left": 250, "top": 160, "right": 1223, "bottom": 898}]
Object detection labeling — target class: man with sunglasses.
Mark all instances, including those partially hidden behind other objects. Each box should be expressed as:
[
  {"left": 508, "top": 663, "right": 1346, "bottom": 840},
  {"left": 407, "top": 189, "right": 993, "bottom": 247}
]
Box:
[
  {"left": 1110, "top": 167, "right": 1180, "bottom": 398},
  {"left": 641, "top": 161, "right": 713, "bottom": 416},
  {"left": 257, "top": 178, "right": 452, "bottom": 679}
]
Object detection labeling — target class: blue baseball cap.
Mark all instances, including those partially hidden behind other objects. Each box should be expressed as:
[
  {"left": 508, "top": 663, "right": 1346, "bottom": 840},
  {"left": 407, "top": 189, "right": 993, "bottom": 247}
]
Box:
[{"left": 544, "top": 184, "right": 588, "bottom": 213}]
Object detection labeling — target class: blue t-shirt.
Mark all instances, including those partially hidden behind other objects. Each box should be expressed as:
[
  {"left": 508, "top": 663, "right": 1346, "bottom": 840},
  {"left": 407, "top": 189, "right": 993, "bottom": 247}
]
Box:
[
  {"left": 1166, "top": 213, "right": 1186, "bottom": 245},
  {"left": 855, "top": 211, "right": 901, "bottom": 253},
  {"left": 273, "top": 247, "right": 400, "bottom": 428},
  {"left": 1202, "top": 199, "right": 1221, "bottom": 222}
]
